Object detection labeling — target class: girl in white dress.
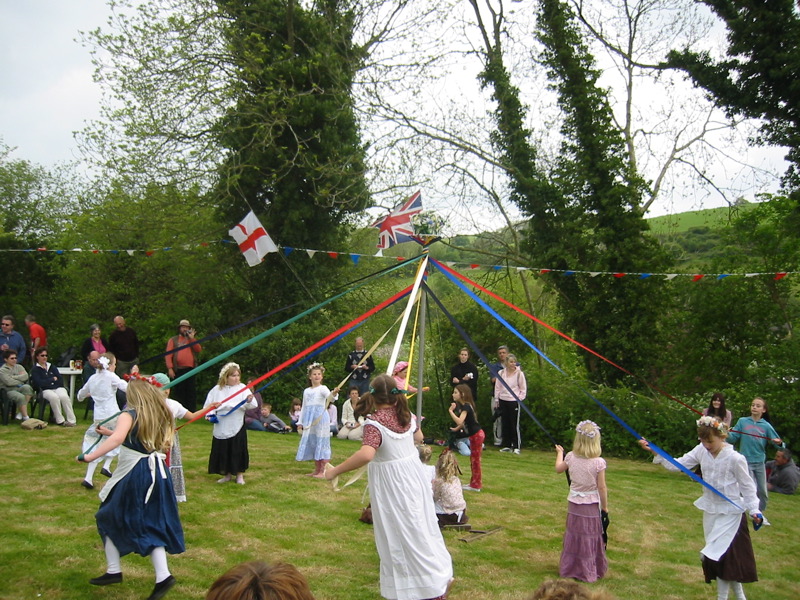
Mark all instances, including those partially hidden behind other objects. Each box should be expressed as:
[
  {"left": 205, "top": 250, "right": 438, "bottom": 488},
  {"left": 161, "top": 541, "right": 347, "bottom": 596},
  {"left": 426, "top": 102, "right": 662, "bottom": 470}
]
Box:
[
  {"left": 77, "top": 353, "right": 127, "bottom": 489},
  {"left": 326, "top": 374, "right": 453, "bottom": 600},
  {"left": 295, "top": 363, "right": 338, "bottom": 478}
]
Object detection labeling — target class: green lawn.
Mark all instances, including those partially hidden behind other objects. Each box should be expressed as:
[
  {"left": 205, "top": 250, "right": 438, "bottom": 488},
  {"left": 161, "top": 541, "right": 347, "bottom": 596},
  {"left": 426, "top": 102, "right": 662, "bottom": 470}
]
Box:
[{"left": 1, "top": 419, "right": 797, "bottom": 600}]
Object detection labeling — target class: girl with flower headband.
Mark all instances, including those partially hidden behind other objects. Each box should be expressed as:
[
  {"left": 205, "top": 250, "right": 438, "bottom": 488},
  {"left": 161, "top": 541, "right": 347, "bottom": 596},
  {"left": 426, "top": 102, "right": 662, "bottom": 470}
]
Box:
[
  {"left": 296, "top": 362, "right": 339, "bottom": 477},
  {"left": 640, "top": 416, "right": 762, "bottom": 600},
  {"left": 77, "top": 378, "right": 184, "bottom": 600},
  {"left": 325, "top": 373, "right": 453, "bottom": 599},
  {"left": 203, "top": 362, "right": 255, "bottom": 485},
  {"left": 554, "top": 420, "right": 608, "bottom": 582},
  {"left": 76, "top": 352, "right": 128, "bottom": 490}
]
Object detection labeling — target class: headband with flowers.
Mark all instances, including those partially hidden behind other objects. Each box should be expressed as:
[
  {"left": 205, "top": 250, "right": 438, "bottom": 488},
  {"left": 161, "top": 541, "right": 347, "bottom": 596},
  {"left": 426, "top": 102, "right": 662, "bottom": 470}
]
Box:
[
  {"left": 307, "top": 362, "right": 325, "bottom": 373},
  {"left": 576, "top": 420, "right": 601, "bottom": 438},
  {"left": 219, "top": 362, "right": 240, "bottom": 380},
  {"left": 696, "top": 415, "right": 728, "bottom": 433},
  {"left": 123, "top": 373, "right": 163, "bottom": 387}
]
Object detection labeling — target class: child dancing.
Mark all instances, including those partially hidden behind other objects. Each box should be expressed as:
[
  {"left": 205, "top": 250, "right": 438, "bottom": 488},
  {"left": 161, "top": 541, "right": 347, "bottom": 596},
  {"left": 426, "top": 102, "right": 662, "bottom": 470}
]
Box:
[
  {"left": 554, "top": 420, "right": 608, "bottom": 583},
  {"left": 295, "top": 363, "right": 338, "bottom": 478},
  {"left": 640, "top": 416, "right": 762, "bottom": 600},
  {"left": 448, "top": 384, "right": 484, "bottom": 491},
  {"left": 77, "top": 379, "right": 184, "bottom": 600},
  {"left": 76, "top": 353, "right": 127, "bottom": 489},
  {"left": 325, "top": 374, "right": 453, "bottom": 600},
  {"left": 204, "top": 362, "right": 255, "bottom": 485}
]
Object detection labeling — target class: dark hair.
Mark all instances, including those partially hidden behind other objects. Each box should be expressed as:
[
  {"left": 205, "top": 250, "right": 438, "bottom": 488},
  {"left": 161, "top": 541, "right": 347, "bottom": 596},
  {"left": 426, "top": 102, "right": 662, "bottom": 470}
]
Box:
[
  {"left": 454, "top": 384, "right": 476, "bottom": 410},
  {"left": 206, "top": 561, "right": 315, "bottom": 600},
  {"left": 34, "top": 346, "right": 48, "bottom": 359},
  {"left": 3, "top": 349, "right": 18, "bottom": 360},
  {"left": 363, "top": 374, "right": 411, "bottom": 428},
  {"left": 777, "top": 448, "right": 792, "bottom": 460},
  {"left": 706, "top": 392, "right": 727, "bottom": 419}
]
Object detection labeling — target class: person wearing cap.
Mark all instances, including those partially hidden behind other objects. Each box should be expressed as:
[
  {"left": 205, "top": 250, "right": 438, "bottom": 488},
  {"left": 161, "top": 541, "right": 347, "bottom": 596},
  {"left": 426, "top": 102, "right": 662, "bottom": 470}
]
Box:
[
  {"left": 392, "top": 361, "right": 429, "bottom": 394},
  {"left": 165, "top": 319, "right": 202, "bottom": 411}
]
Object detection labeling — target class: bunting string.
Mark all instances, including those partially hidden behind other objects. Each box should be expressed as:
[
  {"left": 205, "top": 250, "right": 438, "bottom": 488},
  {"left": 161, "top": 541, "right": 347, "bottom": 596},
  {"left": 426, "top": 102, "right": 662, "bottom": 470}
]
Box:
[{"left": 5, "top": 240, "right": 793, "bottom": 281}]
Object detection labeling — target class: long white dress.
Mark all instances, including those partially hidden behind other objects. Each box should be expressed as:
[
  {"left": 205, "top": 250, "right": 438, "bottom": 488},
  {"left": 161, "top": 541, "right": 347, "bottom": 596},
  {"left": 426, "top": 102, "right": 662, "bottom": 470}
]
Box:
[{"left": 366, "top": 414, "right": 453, "bottom": 600}]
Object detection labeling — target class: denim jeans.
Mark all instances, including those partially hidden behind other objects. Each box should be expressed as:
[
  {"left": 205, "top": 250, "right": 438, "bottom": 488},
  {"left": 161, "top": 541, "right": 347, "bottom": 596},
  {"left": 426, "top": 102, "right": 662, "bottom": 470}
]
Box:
[{"left": 748, "top": 461, "right": 768, "bottom": 512}]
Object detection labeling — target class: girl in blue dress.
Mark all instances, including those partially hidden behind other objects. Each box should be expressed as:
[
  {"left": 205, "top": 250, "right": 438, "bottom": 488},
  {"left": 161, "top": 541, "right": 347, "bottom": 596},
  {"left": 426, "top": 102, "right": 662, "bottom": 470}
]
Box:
[
  {"left": 295, "top": 363, "right": 339, "bottom": 477},
  {"left": 77, "top": 377, "right": 184, "bottom": 600}
]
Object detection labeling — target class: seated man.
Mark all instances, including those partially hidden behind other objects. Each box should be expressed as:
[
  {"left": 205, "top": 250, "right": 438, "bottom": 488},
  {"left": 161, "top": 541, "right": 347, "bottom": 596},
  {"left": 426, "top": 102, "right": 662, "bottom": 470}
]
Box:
[
  {"left": 766, "top": 448, "right": 800, "bottom": 495},
  {"left": 0, "top": 350, "right": 33, "bottom": 421}
]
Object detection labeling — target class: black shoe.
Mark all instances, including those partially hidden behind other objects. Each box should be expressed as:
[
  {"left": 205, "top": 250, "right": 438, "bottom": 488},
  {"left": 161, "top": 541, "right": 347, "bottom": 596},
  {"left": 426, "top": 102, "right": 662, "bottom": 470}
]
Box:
[
  {"left": 90, "top": 572, "right": 122, "bottom": 586},
  {"left": 101, "top": 468, "right": 113, "bottom": 477},
  {"left": 81, "top": 480, "right": 94, "bottom": 490},
  {"left": 147, "top": 575, "right": 176, "bottom": 600}
]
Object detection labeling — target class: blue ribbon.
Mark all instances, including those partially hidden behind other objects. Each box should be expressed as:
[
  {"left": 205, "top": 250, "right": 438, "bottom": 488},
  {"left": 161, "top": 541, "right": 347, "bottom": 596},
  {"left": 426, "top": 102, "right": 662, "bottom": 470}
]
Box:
[{"left": 430, "top": 259, "right": 743, "bottom": 510}]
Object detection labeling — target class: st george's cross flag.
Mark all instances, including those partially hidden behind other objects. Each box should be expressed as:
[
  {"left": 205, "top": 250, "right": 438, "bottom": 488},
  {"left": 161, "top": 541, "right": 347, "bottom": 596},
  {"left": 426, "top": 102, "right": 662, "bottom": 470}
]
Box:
[
  {"left": 370, "top": 190, "right": 423, "bottom": 249},
  {"left": 229, "top": 211, "right": 278, "bottom": 266}
]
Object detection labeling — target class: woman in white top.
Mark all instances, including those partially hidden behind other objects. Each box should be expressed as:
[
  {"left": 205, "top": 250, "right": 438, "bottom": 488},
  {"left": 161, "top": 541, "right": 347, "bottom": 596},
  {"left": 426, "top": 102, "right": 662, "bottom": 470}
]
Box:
[{"left": 494, "top": 354, "right": 527, "bottom": 454}]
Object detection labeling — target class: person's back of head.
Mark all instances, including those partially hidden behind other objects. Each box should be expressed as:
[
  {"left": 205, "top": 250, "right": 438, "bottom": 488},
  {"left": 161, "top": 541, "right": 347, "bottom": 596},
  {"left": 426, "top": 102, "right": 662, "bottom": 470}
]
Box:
[
  {"left": 530, "top": 578, "right": 615, "bottom": 600},
  {"left": 206, "top": 561, "right": 315, "bottom": 600}
]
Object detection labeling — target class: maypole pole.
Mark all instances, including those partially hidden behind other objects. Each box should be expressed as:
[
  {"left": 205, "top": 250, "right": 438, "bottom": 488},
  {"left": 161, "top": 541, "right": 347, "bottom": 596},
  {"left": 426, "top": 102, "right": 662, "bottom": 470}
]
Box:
[{"left": 415, "top": 250, "right": 428, "bottom": 421}]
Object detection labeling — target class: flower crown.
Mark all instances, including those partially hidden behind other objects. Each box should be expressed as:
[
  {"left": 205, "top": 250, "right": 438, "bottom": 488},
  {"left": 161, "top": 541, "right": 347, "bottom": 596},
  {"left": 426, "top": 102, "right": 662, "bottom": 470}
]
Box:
[
  {"left": 576, "top": 420, "right": 601, "bottom": 438},
  {"left": 307, "top": 362, "right": 325, "bottom": 373},
  {"left": 696, "top": 415, "right": 728, "bottom": 433},
  {"left": 219, "top": 362, "right": 240, "bottom": 380},
  {"left": 123, "top": 373, "right": 163, "bottom": 387}
]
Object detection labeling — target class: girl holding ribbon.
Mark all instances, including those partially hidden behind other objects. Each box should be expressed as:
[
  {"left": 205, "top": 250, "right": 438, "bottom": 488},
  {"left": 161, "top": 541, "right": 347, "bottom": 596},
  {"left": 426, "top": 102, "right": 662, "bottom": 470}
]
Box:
[
  {"left": 204, "top": 362, "right": 255, "bottom": 485},
  {"left": 76, "top": 352, "right": 128, "bottom": 490},
  {"left": 325, "top": 374, "right": 453, "bottom": 600},
  {"left": 640, "top": 416, "right": 762, "bottom": 600},
  {"left": 554, "top": 420, "right": 608, "bottom": 583},
  {"left": 295, "top": 363, "right": 338, "bottom": 478},
  {"left": 77, "top": 378, "right": 184, "bottom": 600}
]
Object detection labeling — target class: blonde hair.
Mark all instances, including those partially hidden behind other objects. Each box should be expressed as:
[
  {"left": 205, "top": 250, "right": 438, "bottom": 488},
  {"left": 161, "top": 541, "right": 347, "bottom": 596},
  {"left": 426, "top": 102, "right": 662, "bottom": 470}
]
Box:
[
  {"left": 435, "top": 450, "right": 461, "bottom": 482},
  {"left": 417, "top": 444, "right": 432, "bottom": 464},
  {"left": 572, "top": 421, "right": 602, "bottom": 458},
  {"left": 126, "top": 379, "right": 174, "bottom": 453},
  {"left": 217, "top": 362, "right": 241, "bottom": 388}
]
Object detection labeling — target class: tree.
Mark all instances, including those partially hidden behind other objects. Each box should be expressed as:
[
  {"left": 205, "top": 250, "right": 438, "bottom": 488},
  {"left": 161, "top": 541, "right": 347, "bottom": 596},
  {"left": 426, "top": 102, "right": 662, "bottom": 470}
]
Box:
[{"left": 666, "top": 0, "right": 800, "bottom": 191}]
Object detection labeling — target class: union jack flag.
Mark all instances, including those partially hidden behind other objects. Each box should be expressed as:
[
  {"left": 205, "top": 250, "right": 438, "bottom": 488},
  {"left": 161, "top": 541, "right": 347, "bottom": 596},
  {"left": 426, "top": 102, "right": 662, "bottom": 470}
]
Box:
[{"left": 370, "top": 190, "right": 423, "bottom": 249}]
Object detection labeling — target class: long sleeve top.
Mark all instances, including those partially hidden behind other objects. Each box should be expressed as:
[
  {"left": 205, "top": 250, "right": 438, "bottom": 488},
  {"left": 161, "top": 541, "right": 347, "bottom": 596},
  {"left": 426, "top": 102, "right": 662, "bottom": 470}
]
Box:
[
  {"left": 204, "top": 383, "right": 256, "bottom": 439},
  {"left": 654, "top": 442, "right": 759, "bottom": 515},
  {"left": 0, "top": 363, "right": 29, "bottom": 389},
  {"left": 494, "top": 367, "right": 527, "bottom": 402},
  {"left": 727, "top": 417, "right": 783, "bottom": 463},
  {"left": 30, "top": 362, "right": 65, "bottom": 391},
  {"left": 77, "top": 369, "right": 128, "bottom": 421}
]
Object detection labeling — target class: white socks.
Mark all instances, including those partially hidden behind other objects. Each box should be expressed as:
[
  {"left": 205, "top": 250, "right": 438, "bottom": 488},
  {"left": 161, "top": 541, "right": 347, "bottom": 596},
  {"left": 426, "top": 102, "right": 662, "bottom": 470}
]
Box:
[
  {"left": 731, "top": 581, "right": 746, "bottom": 600},
  {"left": 85, "top": 462, "right": 98, "bottom": 483},
  {"left": 150, "top": 546, "right": 171, "bottom": 583},
  {"left": 104, "top": 537, "right": 122, "bottom": 575}
]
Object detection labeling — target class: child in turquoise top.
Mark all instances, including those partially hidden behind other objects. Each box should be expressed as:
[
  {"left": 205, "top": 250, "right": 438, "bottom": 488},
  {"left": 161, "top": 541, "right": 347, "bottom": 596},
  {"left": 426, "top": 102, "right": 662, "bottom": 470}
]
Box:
[{"left": 727, "top": 397, "right": 784, "bottom": 512}]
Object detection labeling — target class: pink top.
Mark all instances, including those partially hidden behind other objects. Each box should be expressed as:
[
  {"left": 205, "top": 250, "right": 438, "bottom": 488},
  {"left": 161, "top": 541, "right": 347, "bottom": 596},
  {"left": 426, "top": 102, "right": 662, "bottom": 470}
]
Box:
[
  {"left": 702, "top": 407, "right": 732, "bottom": 427},
  {"left": 564, "top": 452, "right": 606, "bottom": 505}
]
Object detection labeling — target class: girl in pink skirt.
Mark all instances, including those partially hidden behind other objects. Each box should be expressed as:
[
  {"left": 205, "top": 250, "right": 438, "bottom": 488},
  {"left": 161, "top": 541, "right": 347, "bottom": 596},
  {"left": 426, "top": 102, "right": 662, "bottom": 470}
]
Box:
[{"left": 554, "top": 420, "right": 608, "bottom": 582}]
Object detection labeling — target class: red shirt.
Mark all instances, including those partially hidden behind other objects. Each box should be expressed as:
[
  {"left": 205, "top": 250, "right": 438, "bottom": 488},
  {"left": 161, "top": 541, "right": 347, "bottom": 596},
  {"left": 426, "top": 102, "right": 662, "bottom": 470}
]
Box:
[{"left": 28, "top": 322, "right": 47, "bottom": 349}]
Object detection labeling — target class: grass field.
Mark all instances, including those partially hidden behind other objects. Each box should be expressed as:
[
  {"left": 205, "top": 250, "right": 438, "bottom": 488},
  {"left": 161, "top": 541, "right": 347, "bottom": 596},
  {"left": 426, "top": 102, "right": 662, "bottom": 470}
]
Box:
[
  {"left": 646, "top": 205, "right": 755, "bottom": 236},
  {"left": 1, "top": 418, "right": 797, "bottom": 600}
]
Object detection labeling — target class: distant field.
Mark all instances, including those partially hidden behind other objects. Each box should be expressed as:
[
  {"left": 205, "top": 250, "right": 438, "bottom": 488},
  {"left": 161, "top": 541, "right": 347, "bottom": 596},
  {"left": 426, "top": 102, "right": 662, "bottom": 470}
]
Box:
[{"left": 646, "top": 204, "right": 755, "bottom": 235}]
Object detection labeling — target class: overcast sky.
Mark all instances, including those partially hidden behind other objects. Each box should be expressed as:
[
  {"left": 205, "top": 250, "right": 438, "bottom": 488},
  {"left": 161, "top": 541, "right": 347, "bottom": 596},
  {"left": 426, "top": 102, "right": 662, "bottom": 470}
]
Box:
[
  {"left": 0, "top": 1, "right": 109, "bottom": 165},
  {"left": 0, "top": 1, "right": 789, "bottom": 220}
]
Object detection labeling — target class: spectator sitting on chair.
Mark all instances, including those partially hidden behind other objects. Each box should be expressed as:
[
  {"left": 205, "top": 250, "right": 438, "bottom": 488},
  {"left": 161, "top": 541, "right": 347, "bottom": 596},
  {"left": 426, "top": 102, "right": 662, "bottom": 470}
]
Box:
[
  {"left": 31, "top": 347, "right": 76, "bottom": 427},
  {"left": 337, "top": 387, "right": 365, "bottom": 441},
  {"left": 0, "top": 315, "right": 27, "bottom": 364},
  {"left": 0, "top": 350, "right": 33, "bottom": 421},
  {"left": 767, "top": 448, "right": 800, "bottom": 495}
]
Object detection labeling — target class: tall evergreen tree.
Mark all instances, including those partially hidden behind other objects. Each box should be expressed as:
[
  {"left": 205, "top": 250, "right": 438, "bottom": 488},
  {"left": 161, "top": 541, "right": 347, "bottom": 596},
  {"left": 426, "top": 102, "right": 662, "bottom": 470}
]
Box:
[
  {"left": 533, "top": 0, "right": 670, "bottom": 384},
  {"left": 212, "top": 0, "right": 371, "bottom": 312}
]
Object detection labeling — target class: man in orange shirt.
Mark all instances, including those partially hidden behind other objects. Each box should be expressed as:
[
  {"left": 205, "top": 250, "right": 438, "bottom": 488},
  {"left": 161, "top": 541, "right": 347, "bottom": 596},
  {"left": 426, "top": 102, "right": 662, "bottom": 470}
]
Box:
[
  {"left": 24, "top": 315, "right": 47, "bottom": 363},
  {"left": 165, "top": 319, "right": 202, "bottom": 411}
]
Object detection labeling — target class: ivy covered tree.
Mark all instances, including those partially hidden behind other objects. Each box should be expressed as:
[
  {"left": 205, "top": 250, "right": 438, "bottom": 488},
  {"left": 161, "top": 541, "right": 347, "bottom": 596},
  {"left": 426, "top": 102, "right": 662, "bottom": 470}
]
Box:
[{"left": 520, "top": 0, "right": 669, "bottom": 384}]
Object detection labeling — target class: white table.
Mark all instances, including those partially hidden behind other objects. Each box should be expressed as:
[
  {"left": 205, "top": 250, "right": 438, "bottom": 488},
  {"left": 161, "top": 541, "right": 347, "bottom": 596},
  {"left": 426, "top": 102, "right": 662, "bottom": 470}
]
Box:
[{"left": 57, "top": 367, "right": 83, "bottom": 401}]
